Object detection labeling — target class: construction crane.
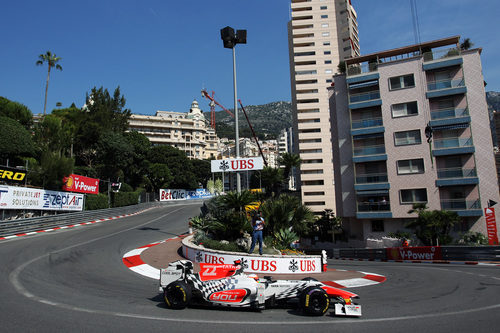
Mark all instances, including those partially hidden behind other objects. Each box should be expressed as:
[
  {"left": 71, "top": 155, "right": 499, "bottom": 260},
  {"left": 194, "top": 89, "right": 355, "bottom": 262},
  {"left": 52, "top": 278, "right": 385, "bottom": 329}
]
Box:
[
  {"left": 201, "top": 89, "right": 234, "bottom": 129},
  {"left": 200, "top": 89, "right": 268, "bottom": 166}
]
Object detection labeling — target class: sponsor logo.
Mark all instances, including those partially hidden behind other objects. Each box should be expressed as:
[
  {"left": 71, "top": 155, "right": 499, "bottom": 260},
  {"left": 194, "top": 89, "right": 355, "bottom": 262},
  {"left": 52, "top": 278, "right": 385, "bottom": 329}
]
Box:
[
  {"left": 250, "top": 259, "right": 277, "bottom": 272},
  {"left": 209, "top": 289, "right": 248, "bottom": 303},
  {"left": 0, "top": 167, "right": 26, "bottom": 183}
]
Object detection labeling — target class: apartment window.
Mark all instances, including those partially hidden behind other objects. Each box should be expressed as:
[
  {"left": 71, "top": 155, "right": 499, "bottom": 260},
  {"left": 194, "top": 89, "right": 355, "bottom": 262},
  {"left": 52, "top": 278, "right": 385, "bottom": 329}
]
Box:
[
  {"left": 299, "top": 138, "right": 322, "bottom": 143},
  {"left": 394, "top": 130, "right": 421, "bottom": 146},
  {"left": 320, "top": 6, "right": 327, "bottom": 10},
  {"left": 301, "top": 169, "right": 324, "bottom": 174},
  {"left": 302, "top": 159, "right": 323, "bottom": 164},
  {"left": 305, "top": 201, "right": 326, "bottom": 206},
  {"left": 397, "top": 159, "right": 424, "bottom": 174},
  {"left": 323, "top": 41, "right": 330, "bottom": 46},
  {"left": 389, "top": 74, "right": 415, "bottom": 90},
  {"left": 325, "top": 69, "right": 333, "bottom": 74},
  {"left": 321, "top": 15, "right": 328, "bottom": 18},
  {"left": 325, "top": 60, "right": 332, "bottom": 64},
  {"left": 304, "top": 191, "right": 325, "bottom": 196},
  {"left": 392, "top": 101, "right": 418, "bottom": 118},
  {"left": 371, "top": 220, "right": 384, "bottom": 232},
  {"left": 303, "top": 180, "right": 324, "bottom": 186},
  {"left": 400, "top": 189, "right": 427, "bottom": 204},
  {"left": 299, "top": 128, "right": 321, "bottom": 133},
  {"left": 300, "top": 148, "right": 322, "bottom": 153},
  {"left": 324, "top": 51, "right": 331, "bottom": 55},
  {"left": 321, "top": 23, "right": 329, "bottom": 28},
  {"left": 326, "top": 79, "right": 333, "bottom": 83},
  {"left": 322, "top": 32, "right": 330, "bottom": 37}
]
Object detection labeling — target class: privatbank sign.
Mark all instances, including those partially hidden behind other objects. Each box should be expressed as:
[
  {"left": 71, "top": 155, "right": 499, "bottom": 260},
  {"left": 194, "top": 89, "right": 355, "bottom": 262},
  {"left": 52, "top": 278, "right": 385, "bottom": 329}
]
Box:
[
  {"left": 211, "top": 157, "right": 264, "bottom": 173},
  {"left": 0, "top": 166, "right": 27, "bottom": 183}
]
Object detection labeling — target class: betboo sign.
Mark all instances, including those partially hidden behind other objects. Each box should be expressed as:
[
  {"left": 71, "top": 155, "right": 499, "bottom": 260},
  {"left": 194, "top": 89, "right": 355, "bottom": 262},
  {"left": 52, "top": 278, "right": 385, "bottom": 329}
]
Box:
[
  {"left": 62, "top": 174, "right": 99, "bottom": 194},
  {"left": 0, "top": 185, "right": 84, "bottom": 211},
  {"left": 160, "top": 189, "right": 213, "bottom": 201},
  {"left": 211, "top": 157, "right": 264, "bottom": 173},
  {"left": 386, "top": 246, "right": 442, "bottom": 261}
]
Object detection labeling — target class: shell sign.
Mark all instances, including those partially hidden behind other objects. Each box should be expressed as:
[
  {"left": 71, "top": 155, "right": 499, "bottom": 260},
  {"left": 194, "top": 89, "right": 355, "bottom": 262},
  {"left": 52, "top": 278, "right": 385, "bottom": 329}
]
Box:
[{"left": 62, "top": 174, "right": 99, "bottom": 194}]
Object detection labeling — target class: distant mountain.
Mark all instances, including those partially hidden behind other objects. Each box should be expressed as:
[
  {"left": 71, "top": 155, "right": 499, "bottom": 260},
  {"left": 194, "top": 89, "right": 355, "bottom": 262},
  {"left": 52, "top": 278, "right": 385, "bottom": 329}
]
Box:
[
  {"left": 213, "top": 101, "right": 292, "bottom": 140},
  {"left": 487, "top": 91, "right": 500, "bottom": 112}
]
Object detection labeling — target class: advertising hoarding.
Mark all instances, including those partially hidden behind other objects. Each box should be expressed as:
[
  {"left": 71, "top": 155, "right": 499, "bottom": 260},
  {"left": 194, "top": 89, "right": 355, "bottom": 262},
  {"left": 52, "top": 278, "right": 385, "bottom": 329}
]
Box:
[
  {"left": 0, "top": 185, "right": 84, "bottom": 211},
  {"left": 386, "top": 246, "right": 442, "bottom": 261},
  {"left": 160, "top": 189, "right": 213, "bottom": 201},
  {"left": 211, "top": 157, "right": 264, "bottom": 173},
  {"left": 485, "top": 207, "right": 499, "bottom": 245},
  {"left": 62, "top": 174, "right": 99, "bottom": 194},
  {"left": 0, "top": 166, "right": 27, "bottom": 183}
]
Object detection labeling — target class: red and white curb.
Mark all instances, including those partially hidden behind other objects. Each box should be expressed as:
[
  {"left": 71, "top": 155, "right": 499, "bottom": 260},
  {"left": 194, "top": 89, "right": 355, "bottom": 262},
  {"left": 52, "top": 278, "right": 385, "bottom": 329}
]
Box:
[
  {"left": 122, "top": 236, "right": 182, "bottom": 279},
  {"left": 0, "top": 208, "right": 154, "bottom": 241},
  {"left": 337, "top": 258, "right": 500, "bottom": 267},
  {"left": 122, "top": 240, "right": 387, "bottom": 288}
]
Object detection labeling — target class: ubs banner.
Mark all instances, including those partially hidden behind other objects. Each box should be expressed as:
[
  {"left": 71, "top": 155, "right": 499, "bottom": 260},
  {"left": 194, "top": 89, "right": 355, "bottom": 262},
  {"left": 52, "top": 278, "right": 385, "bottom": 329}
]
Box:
[{"left": 0, "top": 185, "right": 84, "bottom": 211}]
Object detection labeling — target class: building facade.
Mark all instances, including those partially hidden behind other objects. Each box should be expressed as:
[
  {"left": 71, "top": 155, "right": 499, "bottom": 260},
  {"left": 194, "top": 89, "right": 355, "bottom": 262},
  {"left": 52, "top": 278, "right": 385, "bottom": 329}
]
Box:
[
  {"left": 329, "top": 36, "right": 500, "bottom": 243},
  {"left": 128, "top": 100, "right": 219, "bottom": 159},
  {"left": 288, "top": 0, "right": 360, "bottom": 213}
]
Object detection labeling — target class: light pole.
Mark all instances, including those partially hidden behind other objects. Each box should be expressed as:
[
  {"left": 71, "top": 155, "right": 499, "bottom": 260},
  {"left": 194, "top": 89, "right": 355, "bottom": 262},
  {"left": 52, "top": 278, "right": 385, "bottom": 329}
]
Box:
[{"left": 220, "top": 26, "right": 246, "bottom": 192}]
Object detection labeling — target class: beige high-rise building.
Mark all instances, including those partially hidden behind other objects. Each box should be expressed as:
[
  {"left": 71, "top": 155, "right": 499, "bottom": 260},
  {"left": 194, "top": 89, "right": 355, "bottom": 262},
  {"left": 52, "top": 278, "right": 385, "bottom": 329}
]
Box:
[{"left": 288, "top": 0, "right": 360, "bottom": 213}]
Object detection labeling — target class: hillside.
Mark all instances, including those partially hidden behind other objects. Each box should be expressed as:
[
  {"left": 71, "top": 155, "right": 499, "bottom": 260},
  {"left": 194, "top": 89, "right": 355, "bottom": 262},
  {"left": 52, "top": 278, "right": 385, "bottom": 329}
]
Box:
[
  {"left": 210, "top": 91, "right": 499, "bottom": 140},
  {"left": 213, "top": 101, "right": 292, "bottom": 139}
]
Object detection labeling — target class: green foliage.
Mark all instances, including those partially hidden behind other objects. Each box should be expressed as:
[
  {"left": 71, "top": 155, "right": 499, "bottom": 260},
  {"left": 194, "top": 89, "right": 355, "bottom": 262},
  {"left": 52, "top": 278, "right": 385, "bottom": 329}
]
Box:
[
  {"left": 277, "top": 152, "right": 301, "bottom": 183},
  {"left": 112, "top": 191, "right": 140, "bottom": 207},
  {"left": 313, "top": 209, "right": 343, "bottom": 241},
  {"left": 406, "top": 204, "right": 461, "bottom": 245},
  {"left": 219, "top": 190, "right": 256, "bottom": 212},
  {"left": 146, "top": 163, "right": 172, "bottom": 193},
  {"left": 456, "top": 231, "right": 488, "bottom": 246},
  {"left": 214, "top": 178, "right": 223, "bottom": 193},
  {"left": 36, "top": 51, "right": 63, "bottom": 115},
  {"left": 337, "top": 61, "right": 346, "bottom": 74},
  {"left": 260, "top": 194, "right": 314, "bottom": 237},
  {"left": 0, "top": 97, "right": 33, "bottom": 128},
  {"left": 197, "top": 238, "right": 245, "bottom": 253},
  {"left": 85, "top": 193, "right": 109, "bottom": 210},
  {"left": 27, "top": 151, "right": 74, "bottom": 190},
  {"left": 207, "top": 179, "right": 215, "bottom": 194},
  {"left": 95, "top": 131, "right": 134, "bottom": 180},
  {"left": 273, "top": 228, "right": 299, "bottom": 250},
  {"left": 0, "top": 116, "right": 35, "bottom": 161},
  {"left": 387, "top": 230, "right": 412, "bottom": 240},
  {"left": 123, "top": 131, "right": 151, "bottom": 188},
  {"left": 259, "top": 166, "right": 284, "bottom": 197}
]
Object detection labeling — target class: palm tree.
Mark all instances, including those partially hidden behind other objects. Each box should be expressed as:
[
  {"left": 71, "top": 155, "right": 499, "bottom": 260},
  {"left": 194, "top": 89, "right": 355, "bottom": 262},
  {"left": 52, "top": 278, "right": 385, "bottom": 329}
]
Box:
[
  {"left": 278, "top": 152, "right": 301, "bottom": 190},
  {"left": 36, "top": 51, "right": 62, "bottom": 116},
  {"left": 460, "top": 38, "right": 473, "bottom": 51}
]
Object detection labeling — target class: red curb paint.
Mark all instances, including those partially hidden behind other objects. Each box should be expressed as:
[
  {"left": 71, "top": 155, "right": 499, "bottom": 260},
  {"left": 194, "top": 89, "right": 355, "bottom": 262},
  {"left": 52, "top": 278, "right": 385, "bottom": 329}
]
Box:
[
  {"left": 322, "top": 280, "right": 346, "bottom": 288},
  {"left": 122, "top": 255, "right": 144, "bottom": 267},
  {"left": 363, "top": 274, "right": 387, "bottom": 283},
  {"left": 15, "top": 233, "right": 27, "bottom": 237}
]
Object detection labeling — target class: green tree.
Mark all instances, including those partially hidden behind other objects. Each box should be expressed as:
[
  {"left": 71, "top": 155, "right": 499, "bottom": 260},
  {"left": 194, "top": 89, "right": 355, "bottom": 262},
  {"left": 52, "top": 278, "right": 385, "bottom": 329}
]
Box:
[
  {"left": 146, "top": 163, "right": 173, "bottom": 193},
  {"left": 259, "top": 166, "right": 284, "bottom": 197},
  {"left": 406, "top": 204, "right": 461, "bottom": 245},
  {"left": 147, "top": 145, "right": 197, "bottom": 189},
  {"left": 277, "top": 152, "right": 301, "bottom": 188},
  {"left": 0, "top": 97, "right": 33, "bottom": 128},
  {"left": 0, "top": 116, "right": 35, "bottom": 164},
  {"left": 460, "top": 38, "right": 474, "bottom": 50},
  {"left": 123, "top": 131, "right": 151, "bottom": 188},
  {"left": 28, "top": 151, "right": 74, "bottom": 190},
  {"left": 36, "top": 51, "right": 62, "bottom": 116},
  {"left": 190, "top": 159, "right": 212, "bottom": 188},
  {"left": 95, "top": 132, "right": 134, "bottom": 181},
  {"left": 219, "top": 190, "right": 256, "bottom": 213}
]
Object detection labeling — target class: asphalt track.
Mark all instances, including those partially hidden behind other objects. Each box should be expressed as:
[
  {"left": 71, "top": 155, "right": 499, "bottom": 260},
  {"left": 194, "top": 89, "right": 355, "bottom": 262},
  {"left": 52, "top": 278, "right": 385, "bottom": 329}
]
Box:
[{"left": 0, "top": 202, "right": 499, "bottom": 333}]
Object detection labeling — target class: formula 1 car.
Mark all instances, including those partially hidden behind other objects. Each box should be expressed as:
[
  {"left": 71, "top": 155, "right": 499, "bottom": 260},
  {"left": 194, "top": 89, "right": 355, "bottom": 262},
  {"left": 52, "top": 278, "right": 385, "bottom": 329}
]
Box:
[{"left": 159, "top": 260, "right": 361, "bottom": 316}]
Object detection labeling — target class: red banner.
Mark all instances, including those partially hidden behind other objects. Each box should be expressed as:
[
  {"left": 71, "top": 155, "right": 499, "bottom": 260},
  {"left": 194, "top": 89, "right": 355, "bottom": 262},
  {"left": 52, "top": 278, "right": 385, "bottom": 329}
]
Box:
[
  {"left": 485, "top": 207, "right": 499, "bottom": 245},
  {"left": 386, "top": 246, "right": 442, "bottom": 261},
  {"left": 62, "top": 174, "right": 99, "bottom": 194}
]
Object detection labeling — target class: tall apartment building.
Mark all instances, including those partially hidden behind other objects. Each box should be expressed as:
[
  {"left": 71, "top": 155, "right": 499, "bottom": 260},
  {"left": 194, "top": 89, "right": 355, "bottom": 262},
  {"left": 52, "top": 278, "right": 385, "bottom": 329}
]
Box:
[
  {"left": 329, "top": 36, "right": 500, "bottom": 243},
  {"left": 288, "top": 0, "right": 360, "bottom": 213},
  {"left": 128, "top": 100, "right": 219, "bottom": 159}
]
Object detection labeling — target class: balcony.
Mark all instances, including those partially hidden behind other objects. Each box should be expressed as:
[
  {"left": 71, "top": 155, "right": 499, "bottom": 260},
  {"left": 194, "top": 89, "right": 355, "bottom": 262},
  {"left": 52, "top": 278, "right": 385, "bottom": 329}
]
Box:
[
  {"left": 432, "top": 137, "right": 474, "bottom": 156},
  {"left": 355, "top": 172, "right": 389, "bottom": 191},
  {"left": 349, "top": 91, "right": 382, "bottom": 109},
  {"left": 350, "top": 117, "right": 384, "bottom": 136},
  {"left": 422, "top": 48, "right": 463, "bottom": 71},
  {"left": 353, "top": 144, "right": 387, "bottom": 163},
  {"left": 426, "top": 78, "right": 467, "bottom": 98},
  {"left": 436, "top": 167, "right": 479, "bottom": 187},
  {"left": 356, "top": 198, "right": 392, "bottom": 219},
  {"left": 429, "top": 107, "right": 470, "bottom": 127},
  {"left": 440, "top": 199, "right": 482, "bottom": 217}
]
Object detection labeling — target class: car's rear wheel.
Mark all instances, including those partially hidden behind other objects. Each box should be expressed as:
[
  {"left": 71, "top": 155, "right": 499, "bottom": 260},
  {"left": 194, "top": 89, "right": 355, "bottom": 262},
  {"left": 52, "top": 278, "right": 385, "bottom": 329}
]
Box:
[
  {"left": 299, "top": 286, "right": 330, "bottom": 316},
  {"left": 164, "top": 281, "right": 192, "bottom": 309}
]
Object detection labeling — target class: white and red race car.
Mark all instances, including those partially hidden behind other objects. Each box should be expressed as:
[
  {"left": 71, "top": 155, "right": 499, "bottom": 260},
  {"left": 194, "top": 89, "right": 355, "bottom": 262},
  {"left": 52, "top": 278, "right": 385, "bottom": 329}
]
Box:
[{"left": 159, "top": 260, "right": 361, "bottom": 316}]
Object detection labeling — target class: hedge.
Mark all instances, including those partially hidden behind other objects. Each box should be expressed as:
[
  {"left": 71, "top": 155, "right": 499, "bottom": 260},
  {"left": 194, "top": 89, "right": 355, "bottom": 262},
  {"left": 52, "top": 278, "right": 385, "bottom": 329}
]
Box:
[{"left": 85, "top": 193, "right": 109, "bottom": 210}]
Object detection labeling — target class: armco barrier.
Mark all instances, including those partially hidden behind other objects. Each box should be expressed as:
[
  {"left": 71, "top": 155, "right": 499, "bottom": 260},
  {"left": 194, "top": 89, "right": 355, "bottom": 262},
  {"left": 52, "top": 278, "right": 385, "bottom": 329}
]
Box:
[
  {"left": 182, "top": 235, "right": 327, "bottom": 274},
  {"left": 336, "top": 246, "right": 500, "bottom": 262}
]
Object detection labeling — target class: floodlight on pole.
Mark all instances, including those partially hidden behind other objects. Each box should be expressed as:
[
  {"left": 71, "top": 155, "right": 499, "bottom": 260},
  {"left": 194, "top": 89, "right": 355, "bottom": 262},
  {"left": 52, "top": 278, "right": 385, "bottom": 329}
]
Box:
[{"left": 220, "top": 26, "right": 247, "bottom": 193}]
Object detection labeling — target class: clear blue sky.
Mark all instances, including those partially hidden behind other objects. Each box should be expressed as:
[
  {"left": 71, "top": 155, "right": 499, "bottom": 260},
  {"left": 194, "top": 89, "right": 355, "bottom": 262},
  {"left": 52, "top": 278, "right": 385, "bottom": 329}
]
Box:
[{"left": 1, "top": 0, "right": 498, "bottom": 116}]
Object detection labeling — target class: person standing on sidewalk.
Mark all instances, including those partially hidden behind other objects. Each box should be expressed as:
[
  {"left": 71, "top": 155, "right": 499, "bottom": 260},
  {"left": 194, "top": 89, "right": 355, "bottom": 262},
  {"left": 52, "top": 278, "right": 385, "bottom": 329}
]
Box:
[{"left": 249, "top": 211, "right": 265, "bottom": 255}]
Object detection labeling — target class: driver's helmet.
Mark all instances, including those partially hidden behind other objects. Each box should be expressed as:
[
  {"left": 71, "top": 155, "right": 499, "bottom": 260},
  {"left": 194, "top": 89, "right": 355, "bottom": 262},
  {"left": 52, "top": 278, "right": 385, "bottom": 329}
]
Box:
[{"left": 248, "top": 274, "right": 259, "bottom": 281}]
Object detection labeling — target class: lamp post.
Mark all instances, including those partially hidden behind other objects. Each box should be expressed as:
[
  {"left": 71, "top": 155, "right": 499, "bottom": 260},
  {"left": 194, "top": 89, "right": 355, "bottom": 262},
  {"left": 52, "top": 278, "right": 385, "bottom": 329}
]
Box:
[{"left": 220, "top": 26, "right": 246, "bottom": 193}]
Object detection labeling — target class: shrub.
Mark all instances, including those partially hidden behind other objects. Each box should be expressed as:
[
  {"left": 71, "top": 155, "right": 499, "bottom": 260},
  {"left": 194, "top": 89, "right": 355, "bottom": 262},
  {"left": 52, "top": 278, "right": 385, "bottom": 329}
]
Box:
[
  {"left": 456, "top": 231, "right": 488, "bottom": 246},
  {"left": 85, "top": 193, "right": 109, "bottom": 210},
  {"left": 112, "top": 191, "right": 140, "bottom": 207},
  {"left": 199, "top": 239, "right": 245, "bottom": 252}
]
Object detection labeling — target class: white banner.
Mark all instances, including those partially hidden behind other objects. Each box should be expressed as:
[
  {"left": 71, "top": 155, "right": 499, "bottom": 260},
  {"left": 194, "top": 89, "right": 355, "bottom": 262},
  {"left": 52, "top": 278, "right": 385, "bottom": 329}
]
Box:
[
  {"left": 159, "top": 189, "right": 187, "bottom": 201},
  {"left": 211, "top": 157, "right": 264, "bottom": 173},
  {"left": 183, "top": 246, "right": 322, "bottom": 274},
  {"left": 0, "top": 185, "right": 84, "bottom": 211}
]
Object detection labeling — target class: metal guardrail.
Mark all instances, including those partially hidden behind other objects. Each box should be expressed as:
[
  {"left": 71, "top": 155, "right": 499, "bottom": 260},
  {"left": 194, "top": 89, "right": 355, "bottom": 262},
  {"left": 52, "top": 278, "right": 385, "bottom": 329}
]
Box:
[
  {"left": 334, "top": 246, "right": 500, "bottom": 262},
  {"left": 0, "top": 202, "right": 161, "bottom": 237}
]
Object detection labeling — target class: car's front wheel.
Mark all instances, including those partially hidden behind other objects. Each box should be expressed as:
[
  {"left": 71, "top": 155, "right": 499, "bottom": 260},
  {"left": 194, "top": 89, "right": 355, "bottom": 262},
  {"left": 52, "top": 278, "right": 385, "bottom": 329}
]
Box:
[
  {"left": 164, "top": 281, "right": 192, "bottom": 309},
  {"left": 299, "top": 286, "right": 330, "bottom": 316}
]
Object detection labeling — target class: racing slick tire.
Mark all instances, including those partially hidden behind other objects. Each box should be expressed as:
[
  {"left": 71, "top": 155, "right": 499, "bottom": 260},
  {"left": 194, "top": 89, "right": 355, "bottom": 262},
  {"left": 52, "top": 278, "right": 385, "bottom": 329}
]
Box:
[
  {"left": 164, "top": 281, "right": 192, "bottom": 309},
  {"left": 301, "top": 277, "right": 318, "bottom": 282},
  {"left": 299, "top": 286, "right": 330, "bottom": 316}
]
